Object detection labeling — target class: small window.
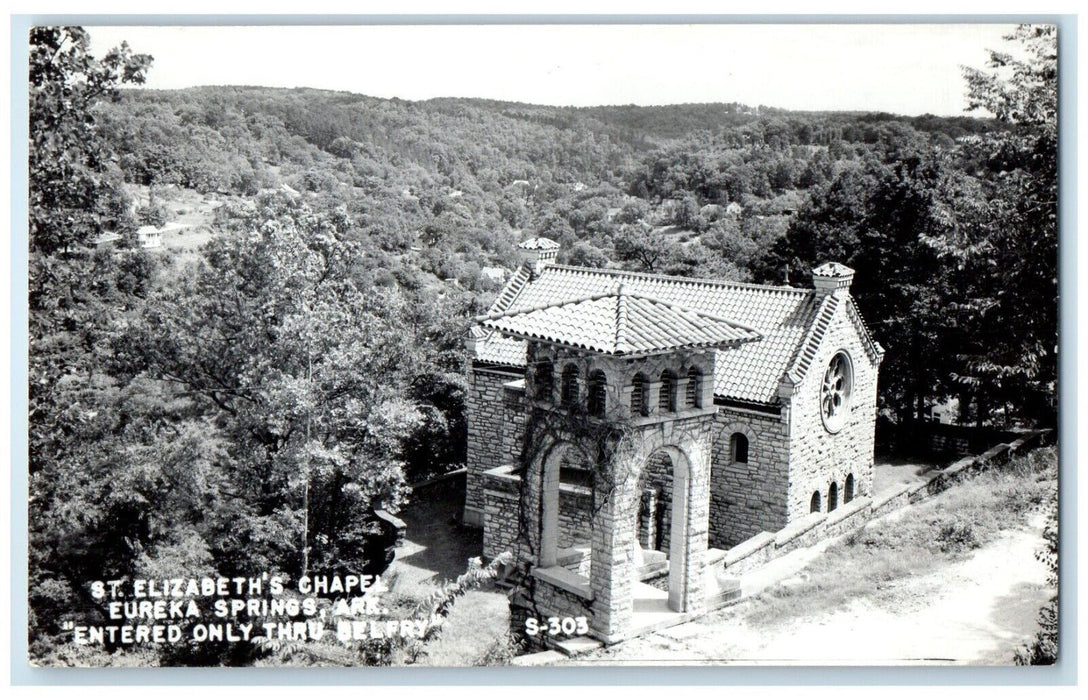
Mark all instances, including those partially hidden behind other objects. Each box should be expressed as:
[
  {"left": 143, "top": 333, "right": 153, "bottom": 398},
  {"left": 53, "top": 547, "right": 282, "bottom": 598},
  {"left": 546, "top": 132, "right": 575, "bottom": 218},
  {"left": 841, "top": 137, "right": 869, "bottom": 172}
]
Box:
[
  {"left": 730, "top": 433, "right": 749, "bottom": 464},
  {"left": 561, "top": 365, "right": 579, "bottom": 407},
  {"left": 659, "top": 370, "right": 676, "bottom": 412},
  {"left": 844, "top": 474, "right": 855, "bottom": 503},
  {"left": 631, "top": 373, "right": 648, "bottom": 416},
  {"left": 810, "top": 491, "right": 821, "bottom": 513},
  {"left": 686, "top": 367, "right": 701, "bottom": 408},
  {"left": 588, "top": 370, "right": 607, "bottom": 417},
  {"left": 534, "top": 360, "right": 554, "bottom": 401},
  {"left": 828, "top": 482, "right": 839, "bottom": 512}
]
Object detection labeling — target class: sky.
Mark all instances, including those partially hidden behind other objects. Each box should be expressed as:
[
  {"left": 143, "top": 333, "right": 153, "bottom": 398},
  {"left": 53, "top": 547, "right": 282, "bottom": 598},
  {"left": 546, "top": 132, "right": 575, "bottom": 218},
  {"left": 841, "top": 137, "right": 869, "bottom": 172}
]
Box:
[{"left": 84, "top": 23, "right": 1021, "bottom": 116}]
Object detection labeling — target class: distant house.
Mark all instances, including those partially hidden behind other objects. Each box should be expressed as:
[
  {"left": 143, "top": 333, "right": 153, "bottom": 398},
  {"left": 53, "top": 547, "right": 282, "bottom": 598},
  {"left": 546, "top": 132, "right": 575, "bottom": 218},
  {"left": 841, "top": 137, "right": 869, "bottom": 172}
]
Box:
[
  {"left": 136, "top": 226, "right": 163, "bottom": 249},
  {"left": 480, "top": 266, "right": 509, "bottom": 285},
  {"left": 725, "top": 202, "right": 744, "bottom": 217}
]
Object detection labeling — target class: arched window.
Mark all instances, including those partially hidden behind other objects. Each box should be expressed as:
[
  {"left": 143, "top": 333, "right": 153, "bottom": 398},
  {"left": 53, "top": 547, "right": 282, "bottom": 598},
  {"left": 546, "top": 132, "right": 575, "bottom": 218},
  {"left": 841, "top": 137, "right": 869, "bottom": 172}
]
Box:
[
  {"left": 630, "top": 373, "right": 648, "bottom": 416},
  {"left": 844, "top": 474, "right": 855, "bottom": 503},
  {"left": 730, "top": 433, "right": 749, "bottom": 464},
  {"left": 588, "top": 370, "right": 607, "bottom": 417},
  {"left": 561, "top": 364, "right": 579, "bottom": 407},
  {"left": 828, "top": 482, "right": 839, "bottom": 512},
  {"left": 659, "top": 370, "right": 676, "bottom": 413},
  {"left": 686, "top": 366, "right": 702, "bottom": 408},
  {"left": 534, "top": 360, "right": 554, "bottom": 401},
  {"left": 810, "top": 491, "right": 821, "bottom": 513}
]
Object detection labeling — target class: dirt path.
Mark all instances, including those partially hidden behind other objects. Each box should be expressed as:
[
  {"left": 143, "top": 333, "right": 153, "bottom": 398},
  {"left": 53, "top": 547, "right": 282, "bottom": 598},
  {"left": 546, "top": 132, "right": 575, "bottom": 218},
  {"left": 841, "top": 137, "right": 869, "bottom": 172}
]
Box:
[{"left": 579, "top": 514, "right": 1051, "bottom": 666}]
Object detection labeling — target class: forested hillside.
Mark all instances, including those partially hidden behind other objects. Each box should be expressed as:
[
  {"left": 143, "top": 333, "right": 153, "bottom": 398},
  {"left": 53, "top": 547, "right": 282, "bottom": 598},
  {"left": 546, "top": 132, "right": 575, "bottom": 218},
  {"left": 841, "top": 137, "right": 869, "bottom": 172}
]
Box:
[{"left": 28, "top": 25, "right": 1057, "bottom": 666}]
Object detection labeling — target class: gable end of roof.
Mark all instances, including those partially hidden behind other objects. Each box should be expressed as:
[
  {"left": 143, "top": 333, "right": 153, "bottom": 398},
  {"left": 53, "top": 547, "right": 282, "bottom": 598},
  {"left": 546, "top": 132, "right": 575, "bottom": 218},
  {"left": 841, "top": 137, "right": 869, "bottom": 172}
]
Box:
[
  {"left": 783, "top": 294, "right": 840, "bottom": 386},
  {"left": 844, "top": 296, "right": 885, "bottom": 365}
]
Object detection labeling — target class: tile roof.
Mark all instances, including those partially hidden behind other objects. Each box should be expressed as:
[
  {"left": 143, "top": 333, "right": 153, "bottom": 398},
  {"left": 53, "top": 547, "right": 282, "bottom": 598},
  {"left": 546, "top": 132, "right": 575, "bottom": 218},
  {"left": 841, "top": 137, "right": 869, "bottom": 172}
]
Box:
[
  {"left": 518, "top": 237, "right": 560, "bottom": 250},
  {"left": 812, "top": 262, "right": 855, "bottom": 278},
  {"left": 472, "top": 264, "right": 878, "bottom": 405},
  {"left": 479, "top": 286, "right": 762, "bottom": 356}
]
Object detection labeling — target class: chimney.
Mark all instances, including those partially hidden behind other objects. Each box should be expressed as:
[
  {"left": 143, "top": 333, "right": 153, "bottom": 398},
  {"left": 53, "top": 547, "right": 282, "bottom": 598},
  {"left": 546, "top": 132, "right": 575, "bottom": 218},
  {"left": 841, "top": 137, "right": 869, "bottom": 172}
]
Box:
[
  {"left": 465, "top": 325, "right": 486, "bottom": 355},
  {"left": 811, "top": 262, "right": 854, "bottom": 299},
  {"left": 518, "top": 237, "right": 560, "bottom": 278}
]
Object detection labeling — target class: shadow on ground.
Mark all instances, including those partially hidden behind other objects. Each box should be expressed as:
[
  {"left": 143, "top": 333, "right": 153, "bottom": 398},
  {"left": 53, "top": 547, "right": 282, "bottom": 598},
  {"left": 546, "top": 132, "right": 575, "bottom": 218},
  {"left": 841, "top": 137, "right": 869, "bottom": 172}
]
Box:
[
  {"left": 387, "top": 473, "right": 484, "bottom": 596},
  {"left": 385, "top": 472, "right": 513, "bottom": 666}
]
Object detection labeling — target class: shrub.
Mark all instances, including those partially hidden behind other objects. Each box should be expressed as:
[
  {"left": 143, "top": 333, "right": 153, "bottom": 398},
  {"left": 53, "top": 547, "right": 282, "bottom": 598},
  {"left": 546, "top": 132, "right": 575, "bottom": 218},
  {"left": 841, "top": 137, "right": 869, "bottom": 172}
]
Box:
[
  {"left": 936, "top": 517, "right": 980, "bottom": 553},
  {"left": 137, "top": 202, "right": 168, "bottom": 227},
  {"left": 1015, "top": 491, "right": 1058, "bottom": 665}
]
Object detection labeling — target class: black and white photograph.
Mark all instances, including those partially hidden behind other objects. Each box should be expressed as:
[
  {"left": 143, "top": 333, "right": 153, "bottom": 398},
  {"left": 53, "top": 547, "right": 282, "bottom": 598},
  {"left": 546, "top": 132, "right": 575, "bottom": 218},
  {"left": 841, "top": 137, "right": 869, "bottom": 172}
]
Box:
[{"left": 19, "top": 17, "right": 1063, "bottom": 672}]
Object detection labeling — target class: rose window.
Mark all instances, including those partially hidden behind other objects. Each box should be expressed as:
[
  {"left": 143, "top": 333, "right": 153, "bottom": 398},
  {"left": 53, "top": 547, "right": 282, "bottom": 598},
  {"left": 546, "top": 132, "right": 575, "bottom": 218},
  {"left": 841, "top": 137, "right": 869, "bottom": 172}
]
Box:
[{"left": 820, "top": 352, "right": 852, "bottom": 433}]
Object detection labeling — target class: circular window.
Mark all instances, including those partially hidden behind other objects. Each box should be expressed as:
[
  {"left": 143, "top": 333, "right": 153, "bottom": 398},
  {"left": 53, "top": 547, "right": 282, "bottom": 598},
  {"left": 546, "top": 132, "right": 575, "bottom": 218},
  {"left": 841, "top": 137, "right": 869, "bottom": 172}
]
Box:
[{"left": 820, "top": 351, "right": 853, "bottom": 433}]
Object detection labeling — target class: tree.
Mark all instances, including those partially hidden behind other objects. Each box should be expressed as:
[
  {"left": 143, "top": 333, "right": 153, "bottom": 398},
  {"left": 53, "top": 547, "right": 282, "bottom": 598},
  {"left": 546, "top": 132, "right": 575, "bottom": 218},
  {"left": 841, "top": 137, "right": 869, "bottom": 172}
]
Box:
[
  {"left": 29, "top": 26, "right": 152, "bottom": 254},
  {"left": 120, "top": 205, "right": 425, "bottom": 577},
  {"left": 958, "top": 24, "right": 1058, "bottom": 424},
  {"left": 28, "top": 29, "right": 159, "bottom": 651},
  {"left": 760, "top": 149, "right": 989, "bottom": 425},
  {"left": 612, "top": 223, "right": 673, "bottom": 273}
]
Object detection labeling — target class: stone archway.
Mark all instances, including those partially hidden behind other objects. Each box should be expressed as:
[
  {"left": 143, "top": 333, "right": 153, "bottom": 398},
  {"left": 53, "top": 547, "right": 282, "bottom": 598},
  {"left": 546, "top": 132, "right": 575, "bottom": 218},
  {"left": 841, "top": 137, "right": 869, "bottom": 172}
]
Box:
[
  {"left": 537, "top": 440, "right": 593, "bottom": 568},
  {"left": 630, "top": 443, "right": 702, "bottom": 614}
]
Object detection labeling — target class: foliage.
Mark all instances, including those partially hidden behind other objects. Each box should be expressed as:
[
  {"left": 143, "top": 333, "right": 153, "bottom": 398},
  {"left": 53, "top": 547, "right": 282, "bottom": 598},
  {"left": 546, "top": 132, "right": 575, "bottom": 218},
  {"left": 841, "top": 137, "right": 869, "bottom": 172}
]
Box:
[
  {"left": 27, "top": 24, "right": 1059, "bottom": 666},
  {"left": 118, "top": 204, "right": 428, "bottom": 576},
  {"left": 250, "top": 553, "right": 512, "bottom": 667},
  {"left": 957, "top": 24, "right": 1058, "bottom": 424},
  {"left": 758, "top": 26, "right": 1056, "bottom": 428},
  {"left": 29, "top": 26, "right": 152, "bottom": 254},
  {"left": 1015, "top": 480, "right": 1058, "bottom": 665}
]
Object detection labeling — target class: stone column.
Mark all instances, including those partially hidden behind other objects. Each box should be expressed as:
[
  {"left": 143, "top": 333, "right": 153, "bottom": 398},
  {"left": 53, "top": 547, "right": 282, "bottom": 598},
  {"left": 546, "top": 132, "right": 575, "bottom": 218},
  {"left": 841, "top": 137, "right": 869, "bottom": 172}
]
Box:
[
  {"left": 619, "top": 384, "right": 634, "bottom": 418},
  {"left": 679, "top": 438, "right": 711, "bottom": 614},
  {"left": 676, "top": 377, "right": 691, "bottom": 409},
  {"left": 589, "top": 469, "right": 639, "bottom": 642},
  {"left": 638, "top": 488, "right": 658, "bottom": 549},
  {"left": 646, "top": 381, "right": 663, "bottom": 417}
]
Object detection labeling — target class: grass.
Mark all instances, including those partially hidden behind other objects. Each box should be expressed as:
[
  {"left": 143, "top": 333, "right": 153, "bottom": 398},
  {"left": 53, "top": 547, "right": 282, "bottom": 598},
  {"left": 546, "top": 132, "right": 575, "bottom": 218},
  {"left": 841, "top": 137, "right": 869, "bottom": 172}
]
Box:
[
  {"left": 743, "top": 446, "right": 1057, "bottom": 626},
  {"left": 872, "top": 456, "right": 942, "bottom": 495}
]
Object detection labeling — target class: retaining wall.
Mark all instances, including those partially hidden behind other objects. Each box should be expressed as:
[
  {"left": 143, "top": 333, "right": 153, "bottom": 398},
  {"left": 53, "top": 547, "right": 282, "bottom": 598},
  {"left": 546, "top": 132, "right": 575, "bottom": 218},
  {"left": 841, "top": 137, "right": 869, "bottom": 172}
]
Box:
[{"left": 719, "top": 430, "right": 1050, "bottom": 576}]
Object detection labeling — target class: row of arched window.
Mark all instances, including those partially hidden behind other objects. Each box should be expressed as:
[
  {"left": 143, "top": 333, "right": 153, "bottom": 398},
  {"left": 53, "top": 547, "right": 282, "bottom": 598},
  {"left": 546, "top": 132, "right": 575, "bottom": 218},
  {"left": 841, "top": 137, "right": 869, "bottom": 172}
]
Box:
[
  {"left": 533, "top": 361, "right": 704, "bottom": 418},
  {"left": 629, "top": 367, "right": 703, "bottom": 415},
  {"left": 809, "top": 474, "right": 855, "bottom": 513}
]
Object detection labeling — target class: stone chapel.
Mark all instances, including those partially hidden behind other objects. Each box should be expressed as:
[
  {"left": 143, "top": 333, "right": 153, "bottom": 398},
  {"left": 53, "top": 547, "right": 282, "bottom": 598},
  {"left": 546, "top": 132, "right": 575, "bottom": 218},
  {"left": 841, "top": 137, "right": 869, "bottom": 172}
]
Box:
[{"left": 462, "top": 237, "right": 883, "bottom": 643}]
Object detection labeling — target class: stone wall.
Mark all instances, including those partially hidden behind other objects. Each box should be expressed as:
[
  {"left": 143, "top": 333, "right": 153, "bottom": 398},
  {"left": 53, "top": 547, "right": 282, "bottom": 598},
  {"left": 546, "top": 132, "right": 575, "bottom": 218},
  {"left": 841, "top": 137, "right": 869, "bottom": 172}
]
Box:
[
  {"left": 481, "top": 466, "right": 522, "bottom": 560},
  {"left": 511, "top": 570, "right": 595, "bottom": 649},
  {"left": 785, "top": 298, "right": 880, "bottom": 522},
  {"left": 708, "top": 406, "right": 789, "bottom": 549},
  {"left": 465, "top": 366, "right": 527, "bottom": 526},
  {"left": 557, "top": 487, "right": 594, "bottom": 549},
  {"left": 718, "top": 430, "right": 1049, "bottom": 576}
]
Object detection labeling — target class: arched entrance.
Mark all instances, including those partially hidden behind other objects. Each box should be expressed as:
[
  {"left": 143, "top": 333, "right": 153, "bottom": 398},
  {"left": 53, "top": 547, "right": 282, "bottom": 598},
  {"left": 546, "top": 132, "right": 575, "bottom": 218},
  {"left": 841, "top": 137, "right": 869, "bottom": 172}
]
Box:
[{"left": 635, "top": 446, "right": 694, "bottom": 613}]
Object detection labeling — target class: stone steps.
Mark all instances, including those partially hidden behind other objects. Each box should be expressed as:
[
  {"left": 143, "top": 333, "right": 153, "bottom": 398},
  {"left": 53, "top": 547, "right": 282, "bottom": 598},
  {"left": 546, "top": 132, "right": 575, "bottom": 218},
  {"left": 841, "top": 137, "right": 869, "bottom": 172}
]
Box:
[
  {"left": 510, "top": 650, "right": 566, "bottom": 666},
  {"left": 552, "top": 635, "right": 603, "bottom": 657}
]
